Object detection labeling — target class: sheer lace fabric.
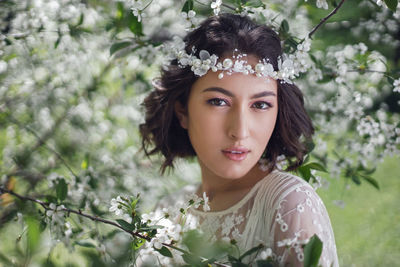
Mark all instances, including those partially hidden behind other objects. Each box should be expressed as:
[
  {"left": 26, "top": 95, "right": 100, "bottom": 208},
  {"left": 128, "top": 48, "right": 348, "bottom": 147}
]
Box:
[{"left": 159, "top": 170, "right": 338, "bottom": 266}]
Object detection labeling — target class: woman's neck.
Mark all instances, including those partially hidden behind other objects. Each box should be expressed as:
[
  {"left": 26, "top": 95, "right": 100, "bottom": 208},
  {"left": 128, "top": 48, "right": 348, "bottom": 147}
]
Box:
[{"left": 197, "top": 164, "right": 271, "bottom": 210}]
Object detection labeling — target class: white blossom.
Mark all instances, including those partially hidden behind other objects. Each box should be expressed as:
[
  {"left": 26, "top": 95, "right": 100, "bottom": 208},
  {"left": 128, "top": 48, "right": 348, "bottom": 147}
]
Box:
[
  {"left": 181, "top": 10, "right": 197, "bottom": 29},
  {"left": 316, "top": 0, "right": 328, "bottom": 9},
  {"left": 0, "top": 61, "right": 7, "bottom": 73},
  {"left": 109, "top": 196, "right": 124, "bottom": 216},
  {"left": 259, "top": 248, "right": 273, "bottom": 260},
  {"left": 46, "top": 203, "right": 66, "bottom": 225},
  {"left": 393, "top": 78, "right": 400, "bottom": 93},
  {"left": 131, "top": 0, "right": 144, "bottom": 22},
  {"left": 211, "top": 0, "right": 222, "bottom": 16}
]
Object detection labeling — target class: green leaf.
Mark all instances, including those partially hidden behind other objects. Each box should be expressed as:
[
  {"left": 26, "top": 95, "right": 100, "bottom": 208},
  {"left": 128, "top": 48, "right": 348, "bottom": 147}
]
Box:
[
  {"left": 74, "top": 241, "right": 96, "bottom": 248},
  {"left": 26, "top": 216, "right": 40, "bottom": 253},
  {"left": 232, "top": 262, "right": 248, "bottom": 267},
  {"left": 181, "top": 0, "right": 194, "bottom": 13},
  {"left": 138, "top": 225, "right": 164, "bottom": 231},
  {"left": 329, "top": 0, "right": 338, "bottom": 7},
  {"left": 45, "top": 195, "right": 58, "bottom": 204},
  {"left": 359, "top": 174, "right": 380, "bottom": 190},
  {"left": 54, "top": 33, "right": 62, "bottom": 49},
  {"left": 387, "top": 75, "right": 395, "bottom": 84},
  {"left": 351, "top": 175, "right": 361, "bottom": 185},
  {"left": 280, "top": 20, "right": 289, "bottom": 33},
  {"left": 182, "top": 253, "right": 201, "bottom": 265},
  {"left": 305, "top": 162, "right": 327, "bottom": 173},
  {"left": 127, "top": 13, "right": 143, "bottom": 36},
  {"left": 39, "top": 220, "right": 47, "bottom": 232},
  {"left": 239, "top": 244, "right": 263, "bottom": 261},
  {"left": 110, "top": 41, "right": 132, "bottom": 56},
  {"left": 77, "top": 14, "right": 84, "bottom": 26},
  {"left": 131, "top": 197, "right": 139, "bottom": 210},
  {"left": 384, "top": 0, "right": 398, "bottom": 12},
  {"left": 244, "top": 0, "right": 265, "bottom": 8},
  {"left": 305, "top": 139, "right": 316, "bottom": 153},
  {"left": 0, "top": 251, "right": 13, "bottom": 266},
  {"left": 56, "top": 178, "right": 68, "bottom": 201},
  {"left": 155, "top": 246, "right": 173, "bottom": 258},
  {"left": 117, "top": 2, "right": 124, "bottom": 19},
  {"left": 133, "top": 238, "right": 146, "bottom": 250},
  {"left": 228, "top": 255, "right": 238, "bottom": 262},
  {"left": 182, "top": 229, "right": 206, "bottom": 254},
  {"left": 303, "top": 234, "right": 323, "bottom": 267},
  {"left": 256, "top": 260, "right": 274, "bottom": 267},
  {"left": 298, "top": 165, "right": 312, "bottom": 182},
  {"left": 116, "top": 219, "right": 135, "bottom": 231}
]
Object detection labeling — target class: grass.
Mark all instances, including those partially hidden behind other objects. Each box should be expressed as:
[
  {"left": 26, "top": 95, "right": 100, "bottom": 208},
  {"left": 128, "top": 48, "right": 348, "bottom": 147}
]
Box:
[{"left": 318, "top": 156, "right": 400, "bottom": 266}]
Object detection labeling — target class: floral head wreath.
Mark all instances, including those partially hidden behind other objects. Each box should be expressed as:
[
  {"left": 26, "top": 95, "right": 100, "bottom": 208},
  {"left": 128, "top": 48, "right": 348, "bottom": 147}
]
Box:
[{"left": 161, "top": 1, "right": 313, "bottom": 84}]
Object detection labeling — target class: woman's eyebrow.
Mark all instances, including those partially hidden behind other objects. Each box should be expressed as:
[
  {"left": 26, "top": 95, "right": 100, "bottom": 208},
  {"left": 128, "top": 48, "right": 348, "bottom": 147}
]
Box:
[
  {"left": 202, "top": 87, "right": 234, "bottom": 97},
  {"left": 202, "top": 87, "right": 276, "bottom": 98}
]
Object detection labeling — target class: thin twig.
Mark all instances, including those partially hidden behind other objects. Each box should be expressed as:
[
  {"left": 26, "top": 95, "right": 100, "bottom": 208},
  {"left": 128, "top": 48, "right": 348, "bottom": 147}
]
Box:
[
  {"left": 322, "top": 68, "right": 398, "bottom": 77},
  {"left": 221, "top": 3, "right": 236, "bottom": 11},
  {"left": 0, "top": 187, "right": 149, "bottom": 240},
  {"left": 7, "top": 114, "right": 78, "bottom": 178},
  {"left": 0, "top": 187, "right": 231, "bottom": 266},
  {"left": 308, "top": 0, "right": 347, "bottom": 39}
]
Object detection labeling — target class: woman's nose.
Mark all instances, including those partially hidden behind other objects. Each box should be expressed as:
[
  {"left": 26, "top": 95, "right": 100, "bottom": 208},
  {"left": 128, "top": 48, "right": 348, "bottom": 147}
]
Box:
[{"left": 228, "top": 108, "right": 249, "bottom": 140}]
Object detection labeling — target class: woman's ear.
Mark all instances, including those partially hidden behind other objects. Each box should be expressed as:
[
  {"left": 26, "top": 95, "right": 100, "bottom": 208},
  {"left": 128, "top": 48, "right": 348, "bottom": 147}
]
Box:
[{"left": 174, "top": 101, "right": 188, "bottom": 129}]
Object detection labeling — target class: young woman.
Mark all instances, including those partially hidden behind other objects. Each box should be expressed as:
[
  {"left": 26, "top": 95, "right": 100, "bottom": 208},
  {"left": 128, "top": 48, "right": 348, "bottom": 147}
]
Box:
[{"left": 140, "top": 13, "right": 338, "bottom": 266}]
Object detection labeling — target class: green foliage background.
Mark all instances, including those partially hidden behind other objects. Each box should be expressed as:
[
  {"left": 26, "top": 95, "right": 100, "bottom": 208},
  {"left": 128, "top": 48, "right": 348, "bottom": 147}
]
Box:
[{"left": 0, "top": 0, "right": 399, "bottom": 266}]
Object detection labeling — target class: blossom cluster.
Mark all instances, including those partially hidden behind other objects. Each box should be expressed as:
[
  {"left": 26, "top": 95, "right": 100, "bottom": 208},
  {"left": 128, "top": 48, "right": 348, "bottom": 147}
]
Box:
[{"left": 163, "top": 36, "right": 312, "bottom": 83}]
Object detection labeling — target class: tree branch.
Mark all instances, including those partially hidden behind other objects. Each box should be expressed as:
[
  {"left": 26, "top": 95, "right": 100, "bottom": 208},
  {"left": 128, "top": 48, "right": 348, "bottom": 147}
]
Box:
[
  {"left": 308, "top": 0, "right": 347, "bottom": 39},
  {"left": 0, "top": 187, "right": 232, "bottom": 266},
  {"left": 7, "top": 114, "right": 78, "bottom": 178},
  {"left": 0, "top": 187, "right": 149, "bottom": 240}
]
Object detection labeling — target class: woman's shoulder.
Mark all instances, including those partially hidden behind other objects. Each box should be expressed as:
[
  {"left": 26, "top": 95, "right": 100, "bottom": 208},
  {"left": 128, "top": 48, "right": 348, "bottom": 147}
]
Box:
[
  {"left": 255, "top": 170, "right": 320, "bottom": 209},
  {"left": 261, "top": 170, "right": 314, "bottom": 194}
]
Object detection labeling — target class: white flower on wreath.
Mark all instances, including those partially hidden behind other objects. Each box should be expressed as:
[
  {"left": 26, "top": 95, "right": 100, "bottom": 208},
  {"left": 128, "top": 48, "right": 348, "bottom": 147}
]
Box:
[
  {"left": 191, "top": 50, "right": 218, "bottom": 76},
  {"left": 211, "top": 0, "right": 222, "bottom": 16}
]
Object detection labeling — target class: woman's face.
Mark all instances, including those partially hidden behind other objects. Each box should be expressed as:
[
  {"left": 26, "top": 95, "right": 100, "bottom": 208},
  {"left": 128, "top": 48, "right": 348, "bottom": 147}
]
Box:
[{"left": 175, "top": 56, "right": 278, "bottom": 180}]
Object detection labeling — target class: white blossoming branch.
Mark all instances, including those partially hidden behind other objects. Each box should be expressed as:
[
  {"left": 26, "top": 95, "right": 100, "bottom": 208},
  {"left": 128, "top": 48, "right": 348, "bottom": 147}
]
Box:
[
  {"left": 0, "top": 186, "right": 149, "bottom": 241},
  {"left": 0, "top": 186, "right": 232, "bottom": 266}
]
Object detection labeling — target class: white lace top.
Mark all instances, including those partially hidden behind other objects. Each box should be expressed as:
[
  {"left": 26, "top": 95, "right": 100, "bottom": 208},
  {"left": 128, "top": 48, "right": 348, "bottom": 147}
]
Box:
[{"left": 157, "top": 170, "right": 338, "bottom": 266}]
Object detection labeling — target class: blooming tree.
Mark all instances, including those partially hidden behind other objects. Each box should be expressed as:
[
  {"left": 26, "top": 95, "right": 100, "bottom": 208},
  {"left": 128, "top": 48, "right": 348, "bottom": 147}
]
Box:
[{"left": 0, "top": 0, "right": 399, "bottom": 266}]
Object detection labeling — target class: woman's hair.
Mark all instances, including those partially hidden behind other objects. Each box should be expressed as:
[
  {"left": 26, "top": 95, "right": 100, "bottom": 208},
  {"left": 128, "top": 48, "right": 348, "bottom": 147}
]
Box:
[{"left": 140, "top": 13, "right": 314, "bottom": 174}]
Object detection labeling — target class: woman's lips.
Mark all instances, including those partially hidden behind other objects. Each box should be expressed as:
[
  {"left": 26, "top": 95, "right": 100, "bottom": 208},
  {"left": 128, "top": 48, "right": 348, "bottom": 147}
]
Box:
[{"left": 222, "top": 148, "right": 250, "bottom": 161}]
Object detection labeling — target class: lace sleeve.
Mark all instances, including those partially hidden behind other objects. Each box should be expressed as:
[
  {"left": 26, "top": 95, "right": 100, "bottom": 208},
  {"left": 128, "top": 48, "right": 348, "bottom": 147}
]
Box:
[{"left": 270, "top": 183, "right": 338, "bottom": 267}]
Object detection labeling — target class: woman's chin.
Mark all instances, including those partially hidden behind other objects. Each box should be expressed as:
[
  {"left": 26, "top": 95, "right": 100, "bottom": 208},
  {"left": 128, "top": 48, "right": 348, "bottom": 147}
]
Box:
[{"left": 214, "top": 166, "right": 255, "bottom": 180}]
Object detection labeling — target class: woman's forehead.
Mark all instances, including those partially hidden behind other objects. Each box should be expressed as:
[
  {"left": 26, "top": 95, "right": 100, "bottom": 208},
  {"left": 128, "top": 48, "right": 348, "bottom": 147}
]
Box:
[{"left": 191, "top": 70, "right": 278, "bottom": 97}]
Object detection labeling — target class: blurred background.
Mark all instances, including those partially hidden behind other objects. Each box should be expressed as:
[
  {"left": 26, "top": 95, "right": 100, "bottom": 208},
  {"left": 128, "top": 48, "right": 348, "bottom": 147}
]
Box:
[{"left": 0, "top": 0, "right": 399, "bottom": 266}]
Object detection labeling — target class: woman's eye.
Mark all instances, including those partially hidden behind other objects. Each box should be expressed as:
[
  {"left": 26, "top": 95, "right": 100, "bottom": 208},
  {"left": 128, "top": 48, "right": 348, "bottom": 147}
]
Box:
[
  {"left": 207, "top": 98, "right": 228, "bottom": 106},
  {"left": 252, "top": 101, "right": 271, "bottom": 110}
]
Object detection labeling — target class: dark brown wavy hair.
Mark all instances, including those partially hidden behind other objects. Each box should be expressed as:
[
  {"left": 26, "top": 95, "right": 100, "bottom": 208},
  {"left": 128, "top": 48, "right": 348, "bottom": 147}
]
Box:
[{"left": 139, "top": 13, "right": 314, "bottom": 174}]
